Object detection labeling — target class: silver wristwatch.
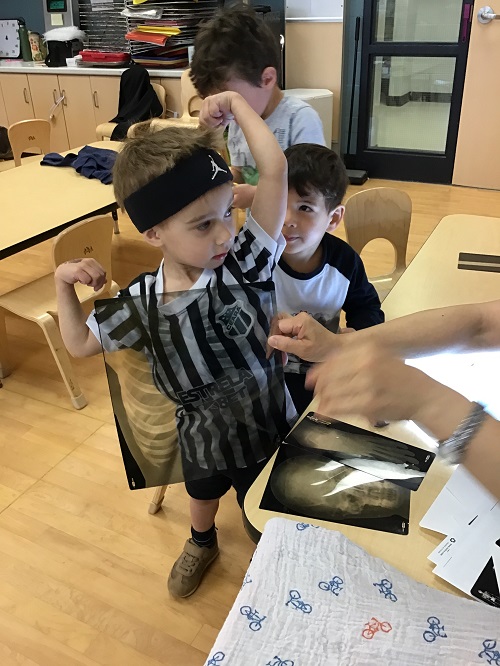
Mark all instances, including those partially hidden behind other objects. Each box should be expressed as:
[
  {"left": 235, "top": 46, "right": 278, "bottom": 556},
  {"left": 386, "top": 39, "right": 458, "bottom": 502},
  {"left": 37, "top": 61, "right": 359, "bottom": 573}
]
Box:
[{"left": 438, "top": 402, "right": 487, "bottom": 465}]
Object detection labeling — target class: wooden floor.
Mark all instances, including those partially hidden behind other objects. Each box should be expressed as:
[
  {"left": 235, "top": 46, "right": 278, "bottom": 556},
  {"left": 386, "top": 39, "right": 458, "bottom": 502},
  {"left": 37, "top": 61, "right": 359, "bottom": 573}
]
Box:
[{"left": 1, "top": 179, "right": 500, "bottom": 665}]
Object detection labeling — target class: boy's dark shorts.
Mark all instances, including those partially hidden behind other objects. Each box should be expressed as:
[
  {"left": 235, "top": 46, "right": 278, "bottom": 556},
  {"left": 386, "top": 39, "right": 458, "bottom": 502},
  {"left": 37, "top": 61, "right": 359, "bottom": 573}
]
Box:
[{"left": 185, "top": 459, "right": 268, "bottom": 508}]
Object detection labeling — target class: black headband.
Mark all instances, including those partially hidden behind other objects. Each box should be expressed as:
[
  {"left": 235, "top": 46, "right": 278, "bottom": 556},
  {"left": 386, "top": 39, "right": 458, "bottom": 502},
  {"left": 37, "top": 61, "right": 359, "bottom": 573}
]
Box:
[{"left": 124, "top": 148, "right": 233, "bottom": 232}]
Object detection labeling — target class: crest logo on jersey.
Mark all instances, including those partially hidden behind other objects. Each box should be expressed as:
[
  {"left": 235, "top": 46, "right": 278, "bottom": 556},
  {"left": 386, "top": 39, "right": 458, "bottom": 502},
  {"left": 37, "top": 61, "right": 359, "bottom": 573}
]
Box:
[{"left": 216, "top": 299, "right": 253, "bottom": 338}]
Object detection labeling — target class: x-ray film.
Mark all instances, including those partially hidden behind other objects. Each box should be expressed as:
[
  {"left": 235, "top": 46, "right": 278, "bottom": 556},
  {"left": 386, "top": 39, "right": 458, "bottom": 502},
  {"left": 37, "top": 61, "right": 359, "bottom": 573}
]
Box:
[
  {"left": 94, "top": 283, "right": 293, "bottom": 489},
  {"left": 285, "top": 413, "right": 435, "bottom": 491},
  {"left": 260, "top": 444, "right": 410, "bottom": 534}
]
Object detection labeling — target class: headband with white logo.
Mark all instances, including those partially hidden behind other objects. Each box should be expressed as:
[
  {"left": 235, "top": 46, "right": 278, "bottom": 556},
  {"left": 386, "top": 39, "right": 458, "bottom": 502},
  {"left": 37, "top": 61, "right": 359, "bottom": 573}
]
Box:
[{"left": 124, "top": 148, "right": 233, "bottom": 233}]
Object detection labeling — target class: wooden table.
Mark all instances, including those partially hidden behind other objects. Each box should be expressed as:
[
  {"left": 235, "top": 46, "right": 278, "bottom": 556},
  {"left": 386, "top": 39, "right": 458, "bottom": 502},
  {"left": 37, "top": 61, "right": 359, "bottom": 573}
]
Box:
[
  {"left": 243, "top": 213, "right": 500, "bottom": 595},
  {"left": 0, "top": 141, "right": 121, "bottom": 260}
]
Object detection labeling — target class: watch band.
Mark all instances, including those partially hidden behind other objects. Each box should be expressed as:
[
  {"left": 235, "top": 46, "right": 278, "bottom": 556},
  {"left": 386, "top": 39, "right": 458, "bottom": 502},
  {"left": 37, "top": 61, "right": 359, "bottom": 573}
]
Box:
[{"left": 438, "top": 402, "right": 487, "bottom": 465}]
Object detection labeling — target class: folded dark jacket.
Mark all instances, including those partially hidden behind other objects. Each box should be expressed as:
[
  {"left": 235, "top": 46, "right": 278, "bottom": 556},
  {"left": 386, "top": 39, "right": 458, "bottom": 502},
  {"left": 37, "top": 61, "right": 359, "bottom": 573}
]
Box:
[{"left": 41, "top": 145, "right": 117, "bottom": 184}]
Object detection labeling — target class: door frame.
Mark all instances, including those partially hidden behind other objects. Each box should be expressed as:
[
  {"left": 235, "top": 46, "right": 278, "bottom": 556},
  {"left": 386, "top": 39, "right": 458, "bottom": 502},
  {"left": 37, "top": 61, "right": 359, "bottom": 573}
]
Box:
[{"left": 353, "top": 0, "right": 473, "bottom": 183}]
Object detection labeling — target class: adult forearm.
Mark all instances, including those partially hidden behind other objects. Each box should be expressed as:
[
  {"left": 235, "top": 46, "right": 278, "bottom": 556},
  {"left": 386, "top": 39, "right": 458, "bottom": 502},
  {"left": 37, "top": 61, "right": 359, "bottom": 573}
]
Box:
[
  {"left": 412, "top": 383, "right": 500, "bottom": 498},
  {"left": 347, "top": 303, "right": 490, "bottom": 359}
]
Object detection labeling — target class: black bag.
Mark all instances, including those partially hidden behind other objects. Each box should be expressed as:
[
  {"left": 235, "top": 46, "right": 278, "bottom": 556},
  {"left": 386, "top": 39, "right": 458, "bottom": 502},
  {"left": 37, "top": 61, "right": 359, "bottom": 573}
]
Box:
[{"left": 0, "top": 126, "right": 13, "bottom": 160}]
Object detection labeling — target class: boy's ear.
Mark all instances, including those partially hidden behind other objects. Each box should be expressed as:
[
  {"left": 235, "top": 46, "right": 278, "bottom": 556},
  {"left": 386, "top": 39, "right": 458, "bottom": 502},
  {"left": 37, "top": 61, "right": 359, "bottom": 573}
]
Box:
[
  {"left": 142, "top": 227, "right": 163, "bottom": 247},
  {"left": 327, "top": 205, "right": 345, "bottom": 232},
  {"left": 260, "top": 66, "right": 277, "bottom": 89}
]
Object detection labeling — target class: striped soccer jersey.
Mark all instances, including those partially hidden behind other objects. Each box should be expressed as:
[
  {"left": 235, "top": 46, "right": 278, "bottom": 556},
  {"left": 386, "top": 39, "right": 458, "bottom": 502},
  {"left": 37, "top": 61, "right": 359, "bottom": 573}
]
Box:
[{"left": 88, "top": 215, "right": 296, "bottom": 479}]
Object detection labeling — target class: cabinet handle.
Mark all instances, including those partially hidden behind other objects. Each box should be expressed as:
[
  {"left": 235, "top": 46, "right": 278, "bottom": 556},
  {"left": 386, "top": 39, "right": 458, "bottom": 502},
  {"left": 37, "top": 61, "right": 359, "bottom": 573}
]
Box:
[
  {"left": 53, "top": 89, "right": 58, "bottom": 104},
  {"left": 23, "top": 87, "right": 30, "bottom": 104},
  {"left": 93, "top": 90, "right": 99, "bottom": 108},
  {"left": 61, "top": 89, "right": 67, "bottom": 106}
]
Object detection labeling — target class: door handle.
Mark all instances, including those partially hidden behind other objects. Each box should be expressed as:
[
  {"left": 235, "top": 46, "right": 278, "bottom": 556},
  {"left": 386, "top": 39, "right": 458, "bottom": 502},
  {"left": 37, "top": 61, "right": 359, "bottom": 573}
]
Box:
[
  {"left": 478, "top": 6, "right": 500, "bottom": 22},
  {"left": 23, "top": 87, "right": 30, "bottom": 104}
]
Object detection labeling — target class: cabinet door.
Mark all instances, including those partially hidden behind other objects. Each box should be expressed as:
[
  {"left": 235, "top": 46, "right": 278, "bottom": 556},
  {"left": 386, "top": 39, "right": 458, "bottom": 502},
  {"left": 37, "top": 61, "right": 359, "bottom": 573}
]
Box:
[
  {"left": 28, "top": 74, "right": 69, "bottom": 153},
  {"left": 90, "top": 76, "right": 120, "bottom": 126},
  {"left": 58, "top": 75, "right": 97, "bottom": 148},
  {"left": 0, "top": 81, "right": 8, "bottom": 127},
  {"left": 0, "top": 74, "right": 35, "bottom": 124},
  {"left": 158, "top": 78, "right": 182, "bottom": 117}
]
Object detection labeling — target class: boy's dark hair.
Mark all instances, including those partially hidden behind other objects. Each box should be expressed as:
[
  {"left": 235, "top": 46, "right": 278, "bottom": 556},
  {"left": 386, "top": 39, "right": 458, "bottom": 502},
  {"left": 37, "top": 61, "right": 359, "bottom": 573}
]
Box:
[
  {"left": 285, "top": 143, "right": 349, "bottom": 212},
  {"left": 190, "top": 7, "right": 280, "bottom": 97}
]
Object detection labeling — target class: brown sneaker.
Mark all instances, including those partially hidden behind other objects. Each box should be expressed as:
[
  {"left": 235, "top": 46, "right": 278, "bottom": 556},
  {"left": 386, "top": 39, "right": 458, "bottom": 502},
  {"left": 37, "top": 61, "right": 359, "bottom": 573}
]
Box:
[{"left": 168, "top": 537, "right": 219, "bottom": 598}]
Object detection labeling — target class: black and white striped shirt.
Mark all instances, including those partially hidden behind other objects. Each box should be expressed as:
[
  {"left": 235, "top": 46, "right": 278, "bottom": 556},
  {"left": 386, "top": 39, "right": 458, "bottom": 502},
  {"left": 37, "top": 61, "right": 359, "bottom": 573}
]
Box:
[{"left": 88, "top": 215, "right": 296, "bottom": 477}]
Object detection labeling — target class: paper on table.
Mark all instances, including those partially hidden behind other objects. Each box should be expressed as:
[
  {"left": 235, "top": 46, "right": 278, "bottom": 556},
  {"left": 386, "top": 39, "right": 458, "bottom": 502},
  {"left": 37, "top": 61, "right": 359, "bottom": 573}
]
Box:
[
  {"left": 432, "top": 503, "right": 500, "bottom": 607},
  {"left": 420, "top": 465, "right": 497, "bottom": 536}
]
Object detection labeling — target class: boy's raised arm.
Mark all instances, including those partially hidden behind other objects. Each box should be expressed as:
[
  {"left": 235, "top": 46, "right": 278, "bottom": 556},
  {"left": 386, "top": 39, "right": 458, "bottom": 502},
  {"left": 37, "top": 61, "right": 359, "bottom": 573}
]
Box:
[
  {"left": 200, "top": 92, "right": 287, "bottom": 242},
  {"left": 55, "top": 259, "right": 106, "bottom": 358}
]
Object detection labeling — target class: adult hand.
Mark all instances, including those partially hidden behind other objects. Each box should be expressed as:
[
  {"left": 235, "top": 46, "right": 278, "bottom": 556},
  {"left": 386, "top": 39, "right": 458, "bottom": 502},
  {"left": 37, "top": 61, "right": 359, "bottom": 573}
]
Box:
[
  {"left": 268, "top": 311, "right": 341, "bottom": 362},
  {"left": 233, "top": 183, "right": 256, "bottom": 209},
  {"left": 306, "top": 341, "right": 443, "bottom": 424}
]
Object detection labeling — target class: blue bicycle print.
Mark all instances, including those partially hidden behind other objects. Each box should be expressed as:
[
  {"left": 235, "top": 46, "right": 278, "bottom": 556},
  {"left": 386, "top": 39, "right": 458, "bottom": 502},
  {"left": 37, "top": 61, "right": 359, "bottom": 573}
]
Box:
[
  {"left": 296, "top": 522, "right": 319, "bottom": 531},
  {"left": 207, "top": 651, "right": 225, "bottom": 666},
  {"left": 373, "top": 578, "right": 398, "bottom": 602},
  {"left": 242, "top": 573, "right": 253, "bottom": 588},
  {"left": 319, "top": 576, "right": 344, "bottom": 596},
  {"left": 423, "top": 616, "right": 447, "bottom": 643},
  {"left": 266, "top": 657, "right": 295, "bottom": 666},
  {"left": 479, "top": 639, "right": 500, "bottom": 665},
  {"left": 286, "top": 589, "right": 312, "bottom": 614},
  {"left": 239, "top": 605, "right": 267, "bottom": 631}
]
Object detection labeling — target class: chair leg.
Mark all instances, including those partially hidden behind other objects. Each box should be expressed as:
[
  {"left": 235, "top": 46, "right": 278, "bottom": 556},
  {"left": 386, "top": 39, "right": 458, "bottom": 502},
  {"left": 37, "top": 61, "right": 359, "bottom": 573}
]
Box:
[
  {"left": 112, "top": 209, "right": 120, "bottom": 234},
  {"left": 38, "top": 313, "right": 87, "bottom": 409},
  {"left": 0, "top": 310, "right": 11, "bottom": 385},
  {"left": 149, "top": 485, "right": 167, "bottom": 514}
]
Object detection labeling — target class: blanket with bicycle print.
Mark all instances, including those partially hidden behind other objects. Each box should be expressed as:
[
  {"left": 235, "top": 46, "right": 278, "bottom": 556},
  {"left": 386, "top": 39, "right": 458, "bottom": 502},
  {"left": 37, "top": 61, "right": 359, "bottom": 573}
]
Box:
[{"left": 205, "top": 518, "right": 500, "bottom": 666}]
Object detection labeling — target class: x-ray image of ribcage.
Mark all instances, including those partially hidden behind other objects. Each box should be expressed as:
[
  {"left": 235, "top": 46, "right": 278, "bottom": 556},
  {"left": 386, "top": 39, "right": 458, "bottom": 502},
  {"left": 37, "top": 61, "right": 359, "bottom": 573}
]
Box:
[{"left": 95, "top": 282, "right": 293, "bottom": 489}]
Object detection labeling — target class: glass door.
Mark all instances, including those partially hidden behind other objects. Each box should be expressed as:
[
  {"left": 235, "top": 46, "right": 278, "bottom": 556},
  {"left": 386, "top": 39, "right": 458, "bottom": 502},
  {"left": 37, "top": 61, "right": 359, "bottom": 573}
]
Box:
[{"left": 354, "top": 0, "right": 473, "bottom": 183}]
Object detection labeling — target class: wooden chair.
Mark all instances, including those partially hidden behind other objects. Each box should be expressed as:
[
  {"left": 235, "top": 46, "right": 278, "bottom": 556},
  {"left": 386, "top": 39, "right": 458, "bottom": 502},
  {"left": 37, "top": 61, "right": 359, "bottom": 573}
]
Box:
[
  {"left": 8, "top": 119, "right": 51, "bottom": 167},
  {"left": 343, "top": 187, "right": 412, "bottom": 301},
  {"left": 0, "top": 215, "right": 119, "bottom": 409},
  {"left": 128, "top": 70, "right": 202, "bottom": 138},
  {"left": 95, "top": 82, "right": 167, "bottom": 140}
]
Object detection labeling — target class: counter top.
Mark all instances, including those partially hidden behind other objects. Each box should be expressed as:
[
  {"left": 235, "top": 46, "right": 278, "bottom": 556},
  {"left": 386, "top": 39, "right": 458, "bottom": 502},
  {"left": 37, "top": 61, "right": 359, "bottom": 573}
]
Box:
[{"left": 0, "top": 60, "right": 184, "bottom": 78}]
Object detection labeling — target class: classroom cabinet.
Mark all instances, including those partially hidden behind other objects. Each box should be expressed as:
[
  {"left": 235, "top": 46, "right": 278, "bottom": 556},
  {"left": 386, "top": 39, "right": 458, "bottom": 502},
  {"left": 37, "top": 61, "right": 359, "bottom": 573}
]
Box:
[
  {"left": 27, "top": 74, "right": 69, "bottom": 153},
  {"left": 0, "top": 74, "right": 35, "bottom": 124},
  {"left": 0, "top": 71, "right": 184, "bottom": 149},
  {"left": 90, "top": 76, "right": 121, "bottom": 127},
  {"left": 0, "top": 81, "right": 8, "bottom": 127},
  {"left": 57, "top": 75, "right": 100, "bottom": 148}
]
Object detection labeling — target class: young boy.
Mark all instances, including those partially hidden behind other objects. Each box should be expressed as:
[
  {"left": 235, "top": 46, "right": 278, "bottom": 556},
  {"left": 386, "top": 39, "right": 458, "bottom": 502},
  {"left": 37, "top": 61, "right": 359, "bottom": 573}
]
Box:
[
  {"left": 190, "top": 6, "right": 326, "bottom": 209},
  {"left": 275, "top": 143, "right": 385, "bottom": 415},
  {"left": 54, "top": 92, "right": 296, "bottom": 597}
]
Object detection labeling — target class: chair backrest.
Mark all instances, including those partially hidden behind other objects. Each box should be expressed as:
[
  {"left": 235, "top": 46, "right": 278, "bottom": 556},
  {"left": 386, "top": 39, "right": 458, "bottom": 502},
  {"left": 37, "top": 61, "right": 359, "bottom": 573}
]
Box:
[
  {"left": 8, "top": 119, "right": 51, "bottom": 167},
  {"left": 180, "top": 69, "right": 202, "bottom": 119},
  {"left": 52, "top": 215, "right": 115, "bottom": 292},
  {"left": 343, "top": 187, "right": 412, "bottom": 272},
  {"left": 151, "top": 82, "right": 167, "bottom": 118}
]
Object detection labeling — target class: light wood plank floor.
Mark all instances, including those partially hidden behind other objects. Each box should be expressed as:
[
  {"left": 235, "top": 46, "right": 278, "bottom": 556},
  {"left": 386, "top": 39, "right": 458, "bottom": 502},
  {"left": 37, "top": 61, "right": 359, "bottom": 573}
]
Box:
[{"left": 1, "top": 179, "right": 500, "bottom": 665}]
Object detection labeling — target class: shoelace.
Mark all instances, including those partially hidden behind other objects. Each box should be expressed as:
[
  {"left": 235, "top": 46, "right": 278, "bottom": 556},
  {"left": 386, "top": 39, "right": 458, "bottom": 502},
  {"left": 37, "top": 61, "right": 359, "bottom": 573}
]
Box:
[{"left": 177, "top": 552, "right": 199, "bottom": 575}]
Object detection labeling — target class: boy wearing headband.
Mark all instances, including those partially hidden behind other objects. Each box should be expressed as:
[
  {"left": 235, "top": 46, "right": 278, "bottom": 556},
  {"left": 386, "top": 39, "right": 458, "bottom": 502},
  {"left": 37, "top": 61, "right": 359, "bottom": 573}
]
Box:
[{"left": 54, "top": 92, "right": 295, "bottom": 598}]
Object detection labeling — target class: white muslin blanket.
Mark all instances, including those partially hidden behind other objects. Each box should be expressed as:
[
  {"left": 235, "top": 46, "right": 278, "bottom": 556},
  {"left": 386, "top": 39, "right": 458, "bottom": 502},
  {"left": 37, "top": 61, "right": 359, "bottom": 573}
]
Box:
[{"left": 205, "top": 518, "right": 500, "bottom": 666}]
